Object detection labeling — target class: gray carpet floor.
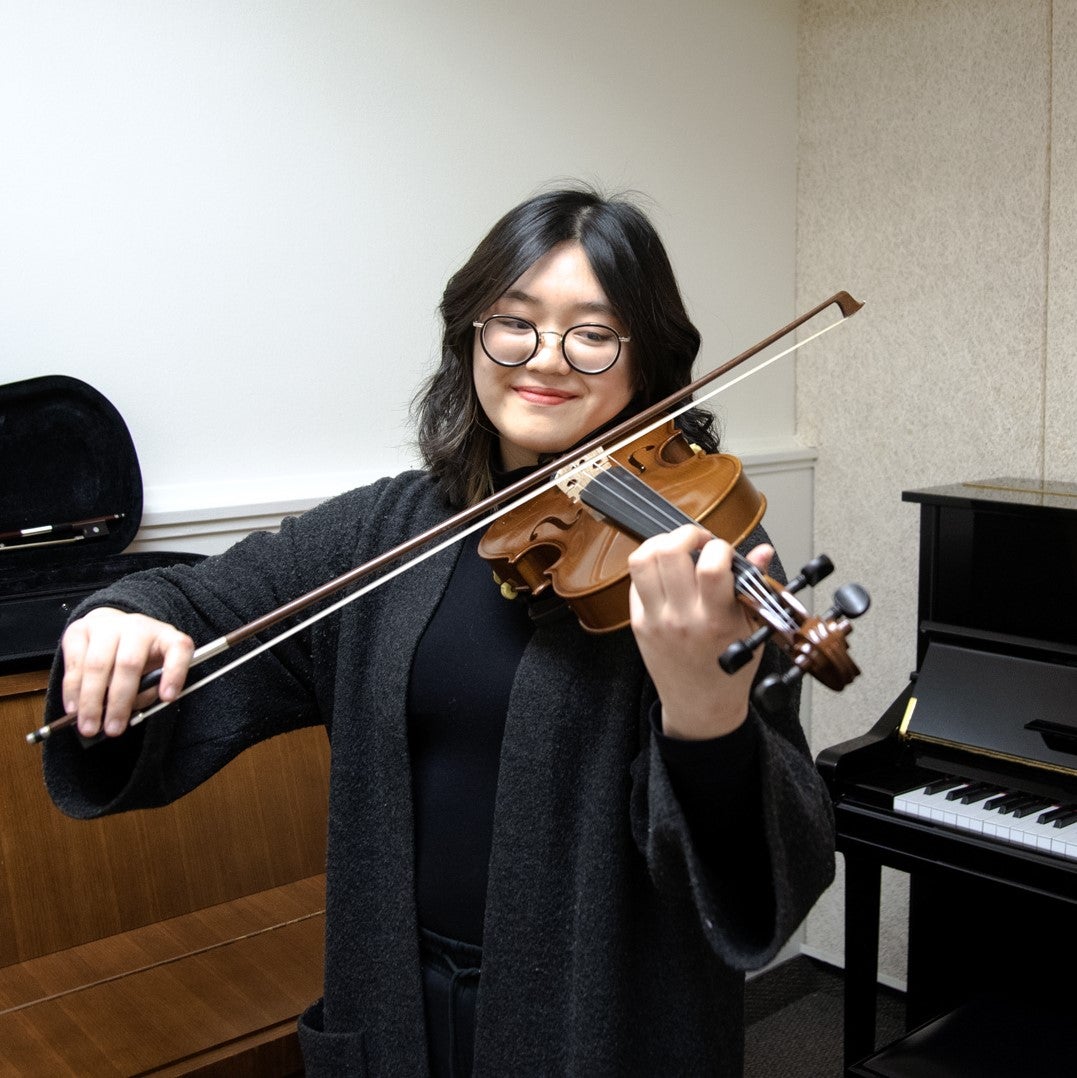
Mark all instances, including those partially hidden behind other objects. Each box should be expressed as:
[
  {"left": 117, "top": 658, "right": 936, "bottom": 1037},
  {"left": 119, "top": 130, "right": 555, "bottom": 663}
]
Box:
[{"left": 744, "top": 956, "right": 906, "bottom": 1078}]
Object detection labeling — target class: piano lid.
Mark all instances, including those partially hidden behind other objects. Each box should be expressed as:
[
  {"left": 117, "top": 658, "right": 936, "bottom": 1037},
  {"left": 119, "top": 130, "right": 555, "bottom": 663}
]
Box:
[
  {"left": 903, "top": 476, "right": 1077, "bottom": 512},
  {"left": 901, "top": 641, "right": 1077, "bottom": 778},
  {"left": 902, "top": 476, "right": 1077, "bottom": 659}
]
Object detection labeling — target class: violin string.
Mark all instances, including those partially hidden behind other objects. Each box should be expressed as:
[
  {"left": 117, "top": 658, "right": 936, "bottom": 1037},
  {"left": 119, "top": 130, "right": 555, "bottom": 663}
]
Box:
[
  {"left": 81, "top": 394, "right": 779, "bottom": 735},
  {"left": 116, "top": 464, "right": 786, "bottom": 735},
  {"left": 593, "top": 465, "right": 797, "bottom": 631}
]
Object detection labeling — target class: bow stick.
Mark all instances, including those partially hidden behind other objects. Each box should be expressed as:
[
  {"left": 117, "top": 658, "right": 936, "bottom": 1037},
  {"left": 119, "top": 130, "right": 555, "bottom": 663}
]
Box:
[{"left": 27, "top": 291, "right": 863, "bottom": 745}]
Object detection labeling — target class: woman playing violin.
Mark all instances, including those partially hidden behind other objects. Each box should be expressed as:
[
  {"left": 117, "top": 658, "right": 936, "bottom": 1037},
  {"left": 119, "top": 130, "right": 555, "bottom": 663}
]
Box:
[{"left": 43, "top": 185, "right": 835, "bottom": 1077}]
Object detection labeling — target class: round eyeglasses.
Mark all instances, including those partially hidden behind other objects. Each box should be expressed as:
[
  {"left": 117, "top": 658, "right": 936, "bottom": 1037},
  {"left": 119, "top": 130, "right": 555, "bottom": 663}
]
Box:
[{"left": 472, "top": 315, "right": 630, "bottom": 375}]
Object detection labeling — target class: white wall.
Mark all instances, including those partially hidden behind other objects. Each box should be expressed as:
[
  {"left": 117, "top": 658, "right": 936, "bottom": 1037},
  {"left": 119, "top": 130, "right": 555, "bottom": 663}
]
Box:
[
  {"left": 3, "top": 0, "right": 819, "bottom": 962},
  {"left": 2, "top": 0, "right": 806, "bottom": 531}
]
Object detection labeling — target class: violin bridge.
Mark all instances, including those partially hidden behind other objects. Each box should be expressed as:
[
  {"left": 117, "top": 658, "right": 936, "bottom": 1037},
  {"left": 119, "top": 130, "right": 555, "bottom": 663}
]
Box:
[{"left": 553, "top": 448, "right": 613, "bottom": 502}]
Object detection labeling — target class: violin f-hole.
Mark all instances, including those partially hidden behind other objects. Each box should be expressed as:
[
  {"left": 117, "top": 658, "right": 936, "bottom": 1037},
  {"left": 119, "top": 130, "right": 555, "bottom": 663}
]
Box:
[{"left": 625, "top": 444, "right": 657, "bottom": 474}]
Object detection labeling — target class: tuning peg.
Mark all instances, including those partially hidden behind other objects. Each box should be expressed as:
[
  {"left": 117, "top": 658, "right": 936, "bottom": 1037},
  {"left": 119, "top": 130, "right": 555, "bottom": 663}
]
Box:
[
  {"left": 719, "top": 557, "right": 844, "bottom": 675},
  {"left": 721, "top": 554, "right": 837, "bottom": 673},
  {"left": 719, "top": 624, "right": 772, "bottom": 674},
  {"left": 827, "top": 583, "right": 870, "bottom": 620},
  {"left": 786, "top": 554, "right": 834, "bottom": 593},
  {"left": 753, "top": 666, "right": 803, "bottom": 714}
]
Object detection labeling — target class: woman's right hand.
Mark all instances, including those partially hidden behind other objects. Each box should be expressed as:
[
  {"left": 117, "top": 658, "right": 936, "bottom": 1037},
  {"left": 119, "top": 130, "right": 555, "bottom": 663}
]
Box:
[{"left": 60, "top": 607, "right": 195, "bottom": 738}]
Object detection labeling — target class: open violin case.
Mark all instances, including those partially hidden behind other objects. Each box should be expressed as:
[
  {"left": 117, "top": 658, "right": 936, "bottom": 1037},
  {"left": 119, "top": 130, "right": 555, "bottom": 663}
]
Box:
[{"left": 0, "top": 374, "right": 205, "bottom": 674}]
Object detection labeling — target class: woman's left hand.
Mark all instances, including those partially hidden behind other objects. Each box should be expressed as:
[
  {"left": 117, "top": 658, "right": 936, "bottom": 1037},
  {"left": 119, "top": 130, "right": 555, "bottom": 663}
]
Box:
[{"left": 627, "top": 524, "right": 773, "bottom": 740}]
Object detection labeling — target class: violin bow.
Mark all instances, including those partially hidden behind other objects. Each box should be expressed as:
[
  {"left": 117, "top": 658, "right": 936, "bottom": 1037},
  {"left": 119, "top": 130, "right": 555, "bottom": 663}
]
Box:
[{"left": 28, "top": 291, "right": 863, "bottom": 745}]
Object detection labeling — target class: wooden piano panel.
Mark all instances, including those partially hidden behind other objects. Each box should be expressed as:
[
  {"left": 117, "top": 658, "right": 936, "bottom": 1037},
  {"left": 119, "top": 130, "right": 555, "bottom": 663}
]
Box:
[
  {"left": 0, "top": 670, "right": 331, "bottom": 1075},
  {"left": 0, "top": 880, "right": 325, "bottom": 1076},
  {"left": 0, "top": 672, "right": 330, "bottom": 964}
]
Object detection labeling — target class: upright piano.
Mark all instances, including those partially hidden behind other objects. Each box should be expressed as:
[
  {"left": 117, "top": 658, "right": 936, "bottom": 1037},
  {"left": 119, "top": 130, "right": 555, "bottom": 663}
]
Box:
[{"left": 817, "top": 477, "right": 1077, "bottom": 1075}]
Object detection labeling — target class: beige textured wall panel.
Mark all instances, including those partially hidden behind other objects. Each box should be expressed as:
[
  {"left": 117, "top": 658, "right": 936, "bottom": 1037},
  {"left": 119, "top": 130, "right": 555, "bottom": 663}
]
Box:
[
  {"left": 1049, "top": 2, "right": 1077, "bottom": 479},
  {"left": 797, "top": 0, "right": 1052, "bottom": 981}
]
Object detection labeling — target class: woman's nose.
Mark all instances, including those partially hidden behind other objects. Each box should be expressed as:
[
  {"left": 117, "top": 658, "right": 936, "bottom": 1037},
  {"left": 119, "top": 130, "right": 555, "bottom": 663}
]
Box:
[{"left": 527, "top": 331, "right": 570, "bottom": 371}]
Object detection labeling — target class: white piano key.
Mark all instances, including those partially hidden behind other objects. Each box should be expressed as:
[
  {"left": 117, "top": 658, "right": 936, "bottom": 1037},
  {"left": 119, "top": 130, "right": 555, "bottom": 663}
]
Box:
[{"left": 892, "top": 780, "right": 1077, "bottom": 862}]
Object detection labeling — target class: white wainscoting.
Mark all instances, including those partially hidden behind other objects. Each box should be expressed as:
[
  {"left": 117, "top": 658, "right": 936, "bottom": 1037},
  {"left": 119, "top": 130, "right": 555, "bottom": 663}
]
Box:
[
  {"left": 129, "top": 449, "right": 816, "bottom": 560},
  {"left": 128, "top": 502, "right": 320, "bottom": 557},
  {"left": 126, "top": 472, "right": 376, "bottom": 557}
]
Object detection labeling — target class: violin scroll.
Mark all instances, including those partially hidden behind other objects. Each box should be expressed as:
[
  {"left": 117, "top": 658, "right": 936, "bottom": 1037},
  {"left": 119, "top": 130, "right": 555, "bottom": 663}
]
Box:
[{"left": 720, "top": 554, "right": 871, "bottom": 714}]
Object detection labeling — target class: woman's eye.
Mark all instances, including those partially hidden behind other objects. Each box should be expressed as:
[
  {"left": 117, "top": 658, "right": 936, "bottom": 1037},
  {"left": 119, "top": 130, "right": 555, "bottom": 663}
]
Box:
[
  {"left": 497, "top": 317, "right": 533, "bottom": 333},
  {"left": 574, "top": 326, "right": 616, "bottom": 345}
]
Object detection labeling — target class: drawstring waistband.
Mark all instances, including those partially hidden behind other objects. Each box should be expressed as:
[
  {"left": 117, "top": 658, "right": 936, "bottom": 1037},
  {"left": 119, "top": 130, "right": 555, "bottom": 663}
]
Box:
[{"left": 419, "top": 927, "right": 482, "bottom": 1078}]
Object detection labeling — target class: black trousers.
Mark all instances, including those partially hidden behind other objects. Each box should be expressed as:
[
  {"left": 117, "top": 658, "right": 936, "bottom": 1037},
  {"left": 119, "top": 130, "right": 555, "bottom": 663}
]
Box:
[{"left": 419, "top": 927, "right": 482, "bottom": 1078}]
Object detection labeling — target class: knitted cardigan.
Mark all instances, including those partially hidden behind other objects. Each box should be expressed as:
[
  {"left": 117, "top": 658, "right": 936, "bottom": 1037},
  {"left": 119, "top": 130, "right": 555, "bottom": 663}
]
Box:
[{"left": 43, "top": 469, "right": 836, "bottom": 1077}]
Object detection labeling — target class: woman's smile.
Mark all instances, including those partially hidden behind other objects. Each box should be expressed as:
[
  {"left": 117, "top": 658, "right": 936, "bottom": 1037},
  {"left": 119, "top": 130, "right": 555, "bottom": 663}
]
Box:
[{"left": 512, "top": 383, "right": 577, "bottom": 406}]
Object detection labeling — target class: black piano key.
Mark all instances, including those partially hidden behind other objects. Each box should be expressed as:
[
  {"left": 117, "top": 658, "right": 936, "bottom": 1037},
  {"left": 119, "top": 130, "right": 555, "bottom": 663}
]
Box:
[
  {"left": 1049, "top": 808, "right": 1077, "bottom": 829},
  {"left": 892, "top": 772, "right": 1077, "bottom": 862},
  {"left": 1010, "top": 798, "right": 1054, "bottom": 819},
  {"left": 957, "top": 784, "right": 996, "bottom": 802},
  {"left": 985, "top": 792, "right": 1023, "bottom": 811},
  {"left": 942, "top": 781, "right": 977, "bottom": 801},
  {"left": 924, "top": 777, "right": 966, "bottom": 796},
  {"left": 996, "top": 795, "right": 1043, "bottom": 816}
]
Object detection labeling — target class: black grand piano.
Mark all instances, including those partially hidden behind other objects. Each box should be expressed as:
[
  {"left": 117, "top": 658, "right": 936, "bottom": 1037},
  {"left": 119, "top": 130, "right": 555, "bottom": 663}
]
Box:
[{"left": 818, "top": 478, "right": 1077, "bottom": 1076}]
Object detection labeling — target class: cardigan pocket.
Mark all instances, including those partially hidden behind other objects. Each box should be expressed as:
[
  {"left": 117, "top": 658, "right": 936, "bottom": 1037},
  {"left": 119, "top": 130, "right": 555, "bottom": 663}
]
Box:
[{"left": 298, "top": 998, "right": 370, "bottom": 1076}]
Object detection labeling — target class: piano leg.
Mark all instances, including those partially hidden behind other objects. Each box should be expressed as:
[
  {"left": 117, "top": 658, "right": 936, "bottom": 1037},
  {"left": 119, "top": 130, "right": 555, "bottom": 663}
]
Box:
[{"left": 842, "top": 854, "right": 882, "bottom": 1071}]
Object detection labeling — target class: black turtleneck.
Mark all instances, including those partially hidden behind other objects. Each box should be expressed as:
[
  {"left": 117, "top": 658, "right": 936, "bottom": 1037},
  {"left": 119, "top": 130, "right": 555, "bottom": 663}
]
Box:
[
  {"left": 407, "top": 528, "right": 534, "bottom": 945},
  {"left": 406, "top": 467, "right": 764, "bottom": 947}
]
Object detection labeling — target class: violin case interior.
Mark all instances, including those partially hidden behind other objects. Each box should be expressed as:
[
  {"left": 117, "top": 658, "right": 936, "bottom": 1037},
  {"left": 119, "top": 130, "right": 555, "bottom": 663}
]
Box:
[{"left": 0, "top": 374, "right": 205, "bottom": 675}]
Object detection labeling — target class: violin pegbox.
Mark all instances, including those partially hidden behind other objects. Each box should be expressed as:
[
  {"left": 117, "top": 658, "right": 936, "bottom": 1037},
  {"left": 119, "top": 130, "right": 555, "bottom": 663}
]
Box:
[{"left": 720, "top": 554, "right": 871, "bottom": 714}]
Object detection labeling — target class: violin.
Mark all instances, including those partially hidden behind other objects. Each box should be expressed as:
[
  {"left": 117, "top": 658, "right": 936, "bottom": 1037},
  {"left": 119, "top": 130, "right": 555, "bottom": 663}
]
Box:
[
  {"left": 479, "top": 418, "right": 766, "bottom": 632},
  {"left": 479, "top": 418, "right": 870, "bottom": 712},
  {"left": 27, "top": 290, "right": 866, "bottom": 744}
]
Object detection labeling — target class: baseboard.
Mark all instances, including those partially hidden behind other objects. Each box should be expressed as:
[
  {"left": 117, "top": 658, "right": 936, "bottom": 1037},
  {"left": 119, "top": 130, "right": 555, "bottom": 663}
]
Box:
[{"left": 798, "top": 942, "right": 907, "bottom": 993}]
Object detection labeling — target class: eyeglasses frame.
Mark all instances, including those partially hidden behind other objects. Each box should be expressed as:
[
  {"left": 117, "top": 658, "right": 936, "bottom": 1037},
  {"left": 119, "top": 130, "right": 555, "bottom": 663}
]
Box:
[{"left": 472, "top": 315, "right": 631, "bottom": 376}]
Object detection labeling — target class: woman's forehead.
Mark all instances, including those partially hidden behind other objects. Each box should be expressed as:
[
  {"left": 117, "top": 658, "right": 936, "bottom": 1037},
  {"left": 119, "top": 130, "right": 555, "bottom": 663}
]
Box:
[{"left": 495, "top": 242, "right": 619, "bottom": 319}]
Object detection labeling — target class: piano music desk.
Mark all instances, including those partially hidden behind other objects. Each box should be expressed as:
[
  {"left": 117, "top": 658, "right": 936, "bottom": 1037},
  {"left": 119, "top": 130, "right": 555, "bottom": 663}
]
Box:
[{"left": 0, "top": 669, "right": 331, "bottom": 1076}]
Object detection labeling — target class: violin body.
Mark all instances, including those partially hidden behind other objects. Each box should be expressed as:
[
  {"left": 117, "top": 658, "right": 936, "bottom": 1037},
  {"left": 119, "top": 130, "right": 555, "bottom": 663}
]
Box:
[{"left": 478, "top": 420, "right": 766, "bottom": 632}]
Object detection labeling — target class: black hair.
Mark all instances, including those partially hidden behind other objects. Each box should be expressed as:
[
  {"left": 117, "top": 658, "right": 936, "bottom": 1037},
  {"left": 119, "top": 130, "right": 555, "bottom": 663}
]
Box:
[{"left": 413, "top": 184, "right": 718, "bottom": 507}]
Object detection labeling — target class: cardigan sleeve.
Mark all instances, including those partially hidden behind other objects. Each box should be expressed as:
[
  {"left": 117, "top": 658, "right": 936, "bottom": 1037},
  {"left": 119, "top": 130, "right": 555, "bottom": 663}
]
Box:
[
  {"left": 41, "top": 472, "right": 437, "bottom": 820},
  {"left": 634, "top": 656, "right": 835, "bottom": 969},
  {"left": 630, "top": 527, "right": 837, "bottom": 970},
  {"left": 653, "top": 709, "right": 773, "bottom": 947}
]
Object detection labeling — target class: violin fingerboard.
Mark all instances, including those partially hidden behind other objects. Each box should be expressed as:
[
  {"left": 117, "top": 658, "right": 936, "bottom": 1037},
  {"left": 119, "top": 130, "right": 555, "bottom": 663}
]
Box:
[{"left": 578, "top": 464, "right": 696, "bottom": 541}]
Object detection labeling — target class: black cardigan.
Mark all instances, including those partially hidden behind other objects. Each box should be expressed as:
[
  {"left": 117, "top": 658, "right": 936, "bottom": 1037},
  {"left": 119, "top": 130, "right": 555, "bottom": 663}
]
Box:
[{"left": 43, "top": 469, "right": 836, "bottom": 1077}]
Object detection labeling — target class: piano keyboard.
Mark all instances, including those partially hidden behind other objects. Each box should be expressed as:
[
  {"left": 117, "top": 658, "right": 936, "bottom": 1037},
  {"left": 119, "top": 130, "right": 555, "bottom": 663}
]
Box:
[{"left": 894, "top": 777, "right": 1077, "bottom": 861}]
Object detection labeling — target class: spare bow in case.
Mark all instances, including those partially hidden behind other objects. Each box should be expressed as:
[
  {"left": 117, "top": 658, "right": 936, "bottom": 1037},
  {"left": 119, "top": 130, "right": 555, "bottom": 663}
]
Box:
[{"left": 0, "top": 374, "right": 205, "bottom": 673}]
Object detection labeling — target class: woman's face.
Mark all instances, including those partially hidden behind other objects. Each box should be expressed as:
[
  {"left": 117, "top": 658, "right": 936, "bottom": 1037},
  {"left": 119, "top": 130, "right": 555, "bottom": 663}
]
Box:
[{"left": 472, "top": 241, "right": 636, "bottom": 471}]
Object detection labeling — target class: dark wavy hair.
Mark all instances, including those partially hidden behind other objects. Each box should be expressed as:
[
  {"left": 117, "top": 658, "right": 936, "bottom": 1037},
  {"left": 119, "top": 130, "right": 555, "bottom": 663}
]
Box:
[{"left": 413, "top": 185, "right": 719, "bottom": 507}]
